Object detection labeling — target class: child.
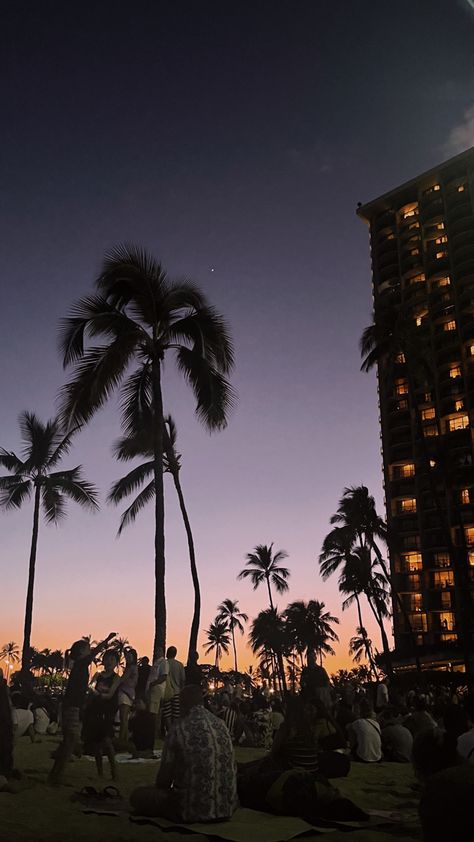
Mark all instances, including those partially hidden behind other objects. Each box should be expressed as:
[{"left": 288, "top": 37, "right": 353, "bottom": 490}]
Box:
[
  {"left": 82, "top": 649, "right": 121, "bottom": 780},
  {"left": 48, "top": 631, "right": 116, "bottom": 785}
]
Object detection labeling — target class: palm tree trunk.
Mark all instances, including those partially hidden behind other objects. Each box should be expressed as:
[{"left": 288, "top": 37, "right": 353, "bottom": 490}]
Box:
[
  {"left": 152, "top": 360, "right": 166, "bottom": 659},
  {"left": 266, "top": 575, "right": 274, "bottom": 610},
  {"left": 365, "top": 591, "right": 394, "bottom": 677},
  {"left": 169, "top": 464, "right": 201, "bottom": 665},
  {"left": 22, "top": 483, "right": 41, "bottom": 671},
  {"left": 231, "top": 626, "right": 238, "bottom": 673},
  {"left": 354, "top": 593, "right": 378, "bottom": 680}
]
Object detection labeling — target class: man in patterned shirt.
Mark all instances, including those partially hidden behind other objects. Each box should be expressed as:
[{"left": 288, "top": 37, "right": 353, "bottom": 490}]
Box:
[{"left": 131, "top": 685, "right": 237, "bottom": 822}]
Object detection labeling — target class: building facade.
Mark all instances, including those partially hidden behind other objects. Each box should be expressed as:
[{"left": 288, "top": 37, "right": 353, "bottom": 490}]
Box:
[{"left": 358, "top": 148, "right": 474, "bottom": 671}]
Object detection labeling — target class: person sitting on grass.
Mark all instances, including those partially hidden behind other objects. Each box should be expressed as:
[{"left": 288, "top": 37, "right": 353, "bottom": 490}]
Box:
[
  {"left": 130, "top": 685, "right": 237, "bottom": 822},
  {"left": 379, "top": 707, "right": 413, "bottom": 763},
  {"left": 82, "top": 649, "right": 121, "bottom": 781},
  {"left": 11, "top": 699, "right": 37, "bottom": 743},
  {"left": 48, "top": 631, "right": 116, "bottom": 785},
  {"left": 346, "top": 700, "right": 382, "bottom": 763}
]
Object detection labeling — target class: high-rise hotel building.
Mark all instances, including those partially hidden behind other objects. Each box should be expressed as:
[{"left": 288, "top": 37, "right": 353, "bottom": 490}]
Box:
[{"left": 358, "top": 148, "right": 474, "bottom": 671}]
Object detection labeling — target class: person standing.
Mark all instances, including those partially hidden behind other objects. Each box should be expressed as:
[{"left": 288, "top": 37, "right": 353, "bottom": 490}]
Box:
[
  {"left": 147, "top": 647, "right": 169, "bottom": 735},
  {"left": 49, "top": 631, "right": 116, "bottom": 785},
  {"left": 162, "top": 646, "right": 185, "bottom": 731},
  {"left": 82, "top": 649, "right": 121, "bottom": 780},
  {"left": 118, "top": 648, "right": 138, "bottom": 742}
]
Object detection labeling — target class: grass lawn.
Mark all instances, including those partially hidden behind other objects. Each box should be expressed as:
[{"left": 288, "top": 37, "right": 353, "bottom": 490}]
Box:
[{"left": 0, "top": 736, "right": 422, "bottom": 842}]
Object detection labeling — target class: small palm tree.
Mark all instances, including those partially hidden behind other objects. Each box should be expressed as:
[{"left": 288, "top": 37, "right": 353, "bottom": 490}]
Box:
[
  {"left": 238, "top": 543, "right": 290, "bottom": 610},
  {"left": 217, "top": 598, "right": 248, "bottom": 672},
  {"left": 285, "top": 600, "right": 339, "bottom": 666},
  {"left": 349, "top": 627, "right": 376, "bottom": 666},
  {"left": 204, "top": 619, "right": 230, "bottom": 670},
  {"left": 249, "top": 607, "right": 287, "bottom": 693},
  {"left": 0, "top": 412, "right": 99, "bottom": 669},
  {"left": 0, "top": 641, "right": 20, "bottom": 682},
  {"left": 59, "top": 245, "right": 235, "bottom": 659}
]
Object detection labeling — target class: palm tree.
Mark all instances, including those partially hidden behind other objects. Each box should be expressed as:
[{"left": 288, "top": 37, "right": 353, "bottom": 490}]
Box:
[
  {"left": 0, "top": 412, "right": 99, "bottom": 670},
  {"left": 217, "top": 598, "right": 248, "bottom": 672},
  {"left": 0, "top": 642, "right": 20, "bottom": 682},
  {"left": 59, "top": 245, "right": 235, "bottom": 659},
  {"left": 349, "top": 627, "right": 376, "bottom": 667},
  {"left": 204, "top": 619, "right": 230, "bottom": 670},
  {"left": 284, "top": 600, "right": 339, "bottom": 666},
  {"left": 238, "top": 543, "right": 290, "bottom": 610},
  {"left": 249, "top": 608, "right": 287, "bottom": 693},
  {"left": 109, "top": 414, "right": 202, "bottom": 664}
]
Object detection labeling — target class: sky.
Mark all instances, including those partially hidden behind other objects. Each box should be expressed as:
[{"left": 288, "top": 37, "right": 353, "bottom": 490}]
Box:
[{"left": 1, "top": 0, "right": 474, "bottom": 674}]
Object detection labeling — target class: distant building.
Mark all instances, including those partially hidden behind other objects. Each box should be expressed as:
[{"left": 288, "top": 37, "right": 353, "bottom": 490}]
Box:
[{"left": 358, "top": 148, "right": 474, "bottom": 672}]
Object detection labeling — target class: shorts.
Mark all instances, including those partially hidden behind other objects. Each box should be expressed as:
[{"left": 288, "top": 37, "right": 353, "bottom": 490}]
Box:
[{"left": 118, "top": 691, "right": 134, "bottom": 707}]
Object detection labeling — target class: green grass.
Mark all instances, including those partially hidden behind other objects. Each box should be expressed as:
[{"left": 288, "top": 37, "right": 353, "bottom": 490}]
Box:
[{"left": 0, "top": 736, "right": 422, "bottom": 842}]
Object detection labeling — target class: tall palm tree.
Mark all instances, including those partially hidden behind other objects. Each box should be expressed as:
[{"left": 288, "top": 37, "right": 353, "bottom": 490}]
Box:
[
  {"left": 249, "top": 608, "right": 287, "bottom": 693},
  {"left": 217, "top": 598, "right": 248, "bottom": 672},
  {"left": 204, "top": 619, "right": 230, "bottom": 670},
  {"left": 59, "top": 245, "right": 235, "bottom": 658},
  {"left": 284, "top": 600, "right": 339, "bottom": 666},
  {"left": 0, "top": 412, "right": 99, "bottom": 670},
  {"left": 238, "top": 543, "right": 290, "bottom": 610},
  {"left": 109, "top": 414, "right": 202, "bottom": 664},
  {"left": 0, "top": 642, "right": 20, "bottom": 682}
]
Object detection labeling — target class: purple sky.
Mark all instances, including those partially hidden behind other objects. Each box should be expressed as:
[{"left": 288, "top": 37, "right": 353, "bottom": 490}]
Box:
[{"left": 1, "top": 1, "right": 474, "bottom": 672}]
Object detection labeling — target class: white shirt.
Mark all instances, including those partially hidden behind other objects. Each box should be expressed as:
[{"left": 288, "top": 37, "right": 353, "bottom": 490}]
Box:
[
  {"left": 376, "top": 683, "right": 389, "bottom": 708},
  {"left": 457, "top": 727, "right": 474, "bottom": 764},
  {"left": 146, "top": 657, "right": 169, "bottom": 697},
  {"left": 12, "top": 707, "right": 34, "bottom": 737},
  {"left": 34, "top": 706, "right": 50, "bottom": 734},
  {"left": 347, "top": 717, "right": 382, "bottom": 762}
]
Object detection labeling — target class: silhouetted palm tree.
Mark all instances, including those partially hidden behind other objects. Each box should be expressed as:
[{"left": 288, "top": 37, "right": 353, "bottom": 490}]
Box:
[
  {"left": 238, "top": 543, "right": 290, "bottom": 610},
  {"left": 0, "top": 642, "right": 20, "bottom": 682},
  {"left": 204, "top": 619, "right": 230, "bottom": 670},
  {"left": 284, "top": 600, "right": 339, "bottom": 666},
  {"left": 109, "top": 414, "right": 202, "bottom": 664},
  {"left": 217, "top": 598, "right": 248, "bottom": 672},
  {"left": 249, "top": 608, "right": 287, "bottom": 693},
  {"left": 59, "top": 245, "right": 235, "bottom": 658},
  {"left": 349, "top": 627, "right": 376, "bottom": 667},
  {"left": 0, "top": 412, "right": 98, "bottom": 670}
]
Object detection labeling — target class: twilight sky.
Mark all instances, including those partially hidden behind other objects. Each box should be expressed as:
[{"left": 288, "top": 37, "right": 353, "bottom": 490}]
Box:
[{"left": 1, "top": 0, "right": 474, "bottom": 673}]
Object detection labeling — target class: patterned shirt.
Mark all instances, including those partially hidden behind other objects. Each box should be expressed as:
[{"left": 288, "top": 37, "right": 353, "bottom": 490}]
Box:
[{"left": 161, "top": 705, "right": 237, "bottom": 822}]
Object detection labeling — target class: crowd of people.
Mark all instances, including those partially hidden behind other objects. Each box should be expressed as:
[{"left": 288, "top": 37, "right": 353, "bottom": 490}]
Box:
[{"left": 1, "top": 636, "right": 474, "bottom": 840}]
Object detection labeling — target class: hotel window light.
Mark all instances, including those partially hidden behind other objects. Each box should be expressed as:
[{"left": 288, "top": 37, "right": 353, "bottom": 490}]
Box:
[
  {"left": 422, "top": 407, "right": 435, "bottom": 421},
  {"left": 436, "top": 250, "right": 447, "bottom": 259},
  {"left": 455, "top": 399, "right": 464, "bottom": 411},
  {"left": 400, "top": 498, "right": 417, "bottom": 513},
  {"left": 424, "top": 425, "right": 438, "bottom": 437},
  {"left": 449, "top": 365, "right": 461, "bottom": 378},
  {"left": 458, "top": 184, "right": 466, "bottom": 192},
  {"left": 460, "top": 489, "right": 470, "bottom": 505},
  {"left": 448, "top": 415, "right": 469, "bottom": 431},
  {"left": 444, "top": 320, "right": 456, "bottom": 331},
  {"left": 395, "top": 379, "right": 408, "bottom": 395},
  {"left": 435, "top": 236, "right": 448, "bottom": 244}
]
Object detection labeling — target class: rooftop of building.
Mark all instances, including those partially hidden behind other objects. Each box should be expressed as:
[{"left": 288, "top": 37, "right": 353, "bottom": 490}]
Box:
[{"left": 357, "top": 145, "right": 474, "bottom": 223}]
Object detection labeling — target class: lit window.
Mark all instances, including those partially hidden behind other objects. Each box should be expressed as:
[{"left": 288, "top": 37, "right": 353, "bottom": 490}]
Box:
[
  {"left": 465, "top": 527, "right": 474, "bottom": 545},
  {"left": 400, "top": 498, "right": 417, "bottom": 513},
  {"left": 402, "top": 207, "right": 417, "bottom": 219},
  {"left": 458, "top": 184, "right": 465, "bottom": 193},
  {"left": 469, "top": 551, "right": 474, "bottom": 566},
  {"left": 441, "top": 591, "right": 452, "bottom": 608},
  {"left": 430, "top": 459, "right": 437, "bottom": 468},
  {"left": 435, "top": 553, "right": 450, "bottom": 568},
  {"left": 424, "top": 425, "right": 438, "bottom": 437},
  {"left": 410, "top": 273, "right": 425, "bottom": 283},
  {"left": 410, "top": 248, "right": 420, "bottom": 257},
  {"left": 401, "top": 552, "right": 422, "bottom": 571},
  {"left": 397, "top": 399, "right": 408, "bottom": 410},
  {"left": 469, "top": 344, "right": 474, "bottom": 356},
  {"left": 416, "top": 315, "right": 424, "bottom": 327},
  {"left": 406, "top": 593, "right": 423, "bottom": 612},
  {"left": 448, "top": 415, "right": 469, "bottom": 431},
  {"left": 460, "top": 489, "right": 470, "bottom": 505},
  {"left": 440, "top": 612, "right": 454, "bottom": 631},
  {"left": 455, "top": 399, "right": 464, "bottom": 411},
  {"left": 409, "top": 222, "right": 420, "bottom": 231},
  {"left": 437, "top": 276, "right": 450, "bottom": 286},
  {"left": 436, "top": 223, "right": 445, "bottom": 230},
  {"left": 400, "top": 463, "right": 415, "bottom": 478},
  {"left": 396, "top": 352, "right": 406, "bottom": 363},
  {"left": 424, "top": 185, "right": 440, "bottom": 195},
  {"left": 422, "top": 407, "right": 435, "bottom": 421},
  {"left": 424, "top": 391, "right": 432, "bottom": 402},
  {"left": 434, "top": 571, "right": 454, "bottom": 588},
  {"left": 410, "top": 613, "right": 428, "bottom": 632},
  {"left": 434, "top": 184, "right": 441, "bottom": 191},
  {"left": 395, "top": 379, "right": 409, "bottom": 396},
  {"left": 444, "top": 320, "right": 456, "bottom": 331},
  {"left": 436, "top": 250, "right": 447, "bottom": 259},
  {"left": 449, "top": 365, "right": 461, "bottom": 378},
  {"left": 435, "top": 236, "right": 448, "bottom": 244}
]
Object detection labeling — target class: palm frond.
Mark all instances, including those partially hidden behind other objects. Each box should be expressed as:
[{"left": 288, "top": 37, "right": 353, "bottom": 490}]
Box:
[
  {"left": 117, "top": 480, "right": 155, "bottom": 534},
  {"left": 0, "top": 477, "right": 32, "bottom": 509},
  {"left": 176, "top": 346, "right": 236, "bottom": 431},
  {"left": 119, "top": 364, "right": 153, "bottom": 437},
  {"left": 41, "top": 483, "right": 67, "bottom": 523},
  {"left": 47, "top": 467, "right": 99, "bottom": 511},
  {"left": 167, "top": 305, "right": 235, "bottom": 374},
  {"left": 108, "top": 461, "right": 155, "bottom": 504}
]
